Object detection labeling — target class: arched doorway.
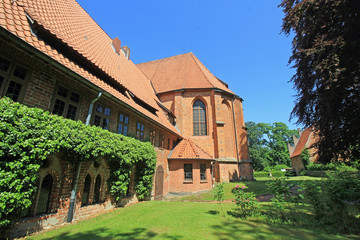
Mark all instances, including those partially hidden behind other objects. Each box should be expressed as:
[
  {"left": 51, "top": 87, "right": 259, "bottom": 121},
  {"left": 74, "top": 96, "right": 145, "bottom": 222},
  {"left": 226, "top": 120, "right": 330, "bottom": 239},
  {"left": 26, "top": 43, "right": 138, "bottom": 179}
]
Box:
[{"left": 154, "top": 165, "right": 164, "bottom": 200}]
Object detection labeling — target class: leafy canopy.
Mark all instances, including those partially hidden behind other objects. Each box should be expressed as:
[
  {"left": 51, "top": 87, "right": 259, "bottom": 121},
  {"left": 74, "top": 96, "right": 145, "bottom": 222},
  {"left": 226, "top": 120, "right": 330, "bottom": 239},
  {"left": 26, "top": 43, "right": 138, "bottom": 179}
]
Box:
[
  {"left": 280, "top": 0, "right": 360, "bottom": 162},
  {"left": 246, "top": 121, "right": 298, "bottom": 170}
]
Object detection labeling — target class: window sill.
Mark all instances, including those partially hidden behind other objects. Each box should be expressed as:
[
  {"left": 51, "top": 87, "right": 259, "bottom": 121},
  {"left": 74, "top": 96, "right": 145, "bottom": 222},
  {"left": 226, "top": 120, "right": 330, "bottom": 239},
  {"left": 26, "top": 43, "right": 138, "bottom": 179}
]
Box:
[
  {"left": 183, "top": 180, "right": 193, "bottom": 184},
  {"left": 200, "top": 180, "right": 208, "bottom": 183}
]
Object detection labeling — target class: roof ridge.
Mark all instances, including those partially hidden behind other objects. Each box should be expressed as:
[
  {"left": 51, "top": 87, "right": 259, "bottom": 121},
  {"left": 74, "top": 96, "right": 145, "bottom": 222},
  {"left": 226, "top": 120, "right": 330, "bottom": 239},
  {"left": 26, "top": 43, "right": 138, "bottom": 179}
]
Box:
[
  {"left": 189, "top": 53, "right": 215, "bottom": 89},
  {"left": 137, "top": 52, "right": 192, "bottom": 65},
  {"left": 189, "top": 141, "right": 200, "bottom": 157}
]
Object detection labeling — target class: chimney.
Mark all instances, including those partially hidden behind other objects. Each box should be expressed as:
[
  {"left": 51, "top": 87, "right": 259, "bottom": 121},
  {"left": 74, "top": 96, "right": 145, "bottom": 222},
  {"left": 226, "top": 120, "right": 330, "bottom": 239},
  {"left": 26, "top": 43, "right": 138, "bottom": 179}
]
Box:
[
  {"left": 112, "top": 37, "right": 121, "bottom": 55},
  {"left": 121, "top": 46, "right": 130, "bottom": 60}
]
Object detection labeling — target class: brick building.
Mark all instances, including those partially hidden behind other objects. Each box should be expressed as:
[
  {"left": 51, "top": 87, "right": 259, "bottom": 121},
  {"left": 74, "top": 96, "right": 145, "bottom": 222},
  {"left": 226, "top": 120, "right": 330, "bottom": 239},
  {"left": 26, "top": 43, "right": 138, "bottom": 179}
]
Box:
[
  {"left": 0, "top": 0, "right": 251, "bottom": 236},
  {"left": 138, "top": 53, "right": 253, "bottom": 186},
  {"left": 288, "top": 128, "right": 318, "bottom": 174}
]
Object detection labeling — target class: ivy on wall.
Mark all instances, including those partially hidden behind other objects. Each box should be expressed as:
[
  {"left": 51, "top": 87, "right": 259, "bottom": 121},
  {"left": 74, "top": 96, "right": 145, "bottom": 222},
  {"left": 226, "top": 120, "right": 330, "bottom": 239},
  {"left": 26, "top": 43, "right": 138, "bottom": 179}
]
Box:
[{"left": 0, "top": 98, "right": 157, "bottom": 235}]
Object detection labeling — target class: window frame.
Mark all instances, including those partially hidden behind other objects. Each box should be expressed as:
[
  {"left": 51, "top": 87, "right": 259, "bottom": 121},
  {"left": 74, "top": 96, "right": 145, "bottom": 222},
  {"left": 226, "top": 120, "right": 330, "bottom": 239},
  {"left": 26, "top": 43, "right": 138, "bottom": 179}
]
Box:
[
  {"left": 200, "top": 164, "right": 207, "bottom": 181},
  {"left": 136, "top": 122, "right": 144, "bottom": 141},
  {"left": 117, "top": 112, "right": 129, "bottom": 136},
  {"left": 149, "top": 129, "right": 156, "bottom": 146},
  {"left": 193, "top": 100, "right": 207, "bottom": 136},
  {"left": 0, "top": 55, "right": 31, "bottom": 103},
  {"left": 159, "top": 134, "right": 165, "bottom": 148},
  {"left": 93, "top": 103, "right": 111, "bottom": 130},
  {"left": 93, "top": 174, "right": 101, "bottom": 204},
  {"left": 35, "top": 174, "right": 54, "bottom": 215},
  {"left": 184, "top": 163, "right": 193, "bottom": 182},
  {"left": 81, "top": 174, "right": 91, "bottom": 207},
  {"left": 50, "top": 84, "right": 82, "bottom": 120}
]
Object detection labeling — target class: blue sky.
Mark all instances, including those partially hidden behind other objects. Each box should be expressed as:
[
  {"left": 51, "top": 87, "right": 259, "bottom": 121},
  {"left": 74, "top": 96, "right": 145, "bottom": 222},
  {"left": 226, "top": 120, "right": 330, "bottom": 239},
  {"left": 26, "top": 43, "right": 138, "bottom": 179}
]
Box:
[{"left": 77, "top": 0, "right": 299, "bottom": 129}]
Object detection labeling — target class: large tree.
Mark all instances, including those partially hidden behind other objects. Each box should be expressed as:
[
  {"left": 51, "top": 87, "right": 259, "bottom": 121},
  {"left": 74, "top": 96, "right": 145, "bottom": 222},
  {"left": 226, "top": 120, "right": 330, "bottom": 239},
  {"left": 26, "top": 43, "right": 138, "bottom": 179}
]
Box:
[
  {"left": 246, "top": 121, "right": 298, "bottom": 170},
  {"left": 280, "top": 0, "right": 360, "bottom": 162}
]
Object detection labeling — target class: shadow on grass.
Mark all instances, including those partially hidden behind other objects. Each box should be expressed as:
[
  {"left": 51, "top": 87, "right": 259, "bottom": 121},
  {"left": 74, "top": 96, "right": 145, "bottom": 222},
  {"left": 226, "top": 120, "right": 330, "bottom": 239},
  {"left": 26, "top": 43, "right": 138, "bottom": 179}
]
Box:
[
  {"left": 210, "top": 219, "right": 341, "bottom": 240},
  {"left": 206, "top": 210, "right": 220, "bottom": 215},
  {"left": 39, "top": 227, "right": 183, "bottom": 240}
]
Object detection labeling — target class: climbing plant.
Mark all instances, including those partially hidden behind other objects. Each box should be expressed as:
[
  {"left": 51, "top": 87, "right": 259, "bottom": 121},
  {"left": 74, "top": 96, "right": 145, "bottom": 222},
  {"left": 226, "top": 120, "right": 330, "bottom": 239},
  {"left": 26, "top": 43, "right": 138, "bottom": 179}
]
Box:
[{"left": 0, "top": 98, "right": 157, "bottom": 235}]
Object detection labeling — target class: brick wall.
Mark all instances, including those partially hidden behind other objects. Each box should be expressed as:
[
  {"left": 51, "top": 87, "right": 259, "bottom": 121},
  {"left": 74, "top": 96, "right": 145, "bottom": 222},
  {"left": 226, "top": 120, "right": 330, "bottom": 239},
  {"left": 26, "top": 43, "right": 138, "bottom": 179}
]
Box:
[{"left": 168, "top": 159, "right": 213, "bottom": 193}]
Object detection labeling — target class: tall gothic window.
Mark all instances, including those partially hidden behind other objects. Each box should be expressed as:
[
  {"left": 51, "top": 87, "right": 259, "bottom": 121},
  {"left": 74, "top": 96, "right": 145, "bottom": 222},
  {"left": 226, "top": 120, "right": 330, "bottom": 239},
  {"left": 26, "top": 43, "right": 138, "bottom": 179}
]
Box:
[
  {"left": 81, "top": 174, "right": 91, "bottom": 206},
  {"left": 193, "top": 100, "right": 207, "bottom": 136},
  {"left": 36, "top": 174, "right": 53, "bottom": 215},
  {"left": 93, "top": 174, "right": 101, "bottom": 203}
]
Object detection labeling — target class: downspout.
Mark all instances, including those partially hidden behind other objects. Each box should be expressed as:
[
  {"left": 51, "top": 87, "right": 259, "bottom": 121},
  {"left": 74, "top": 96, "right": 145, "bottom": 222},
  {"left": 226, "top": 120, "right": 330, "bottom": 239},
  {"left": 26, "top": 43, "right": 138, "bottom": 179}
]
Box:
[
  {"left": 67, "top": 91, "right": 102, "bottom": 223},
  {"left": 231, "top": 95, "right": 241, "bottom": 180}
]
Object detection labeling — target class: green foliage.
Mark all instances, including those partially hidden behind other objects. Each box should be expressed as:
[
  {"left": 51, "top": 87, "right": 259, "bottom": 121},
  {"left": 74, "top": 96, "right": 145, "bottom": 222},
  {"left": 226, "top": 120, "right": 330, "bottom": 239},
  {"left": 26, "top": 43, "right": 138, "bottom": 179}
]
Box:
[
  {"left": 213, "top": 182, "right": 225, "bottom": 216},
  {"left": 253, "top": 171, "right": 285, "bottom": 178},
  {"left": 0, "top": 98, "right": 156, "bottom": 235},
  {"left": 303, "top": 170, "right": 360, "bottom": 232},
  {"left": 246, "top": 121, "right": 298, "bottom": 170},
  {"left": 280, "top": 0, "right": 360, "bottom": 162},
  {"left": 307, "top": 162, "right": 357, "bottom": 172},
  {"left": 231, "top": 185, "right": 260, "bottom": 218},
  {"left": 300, "top": 148, "right": 310, "bottom": 170},
  {"left": 266, "top": 177, "right": 304, "bottom": 222}
]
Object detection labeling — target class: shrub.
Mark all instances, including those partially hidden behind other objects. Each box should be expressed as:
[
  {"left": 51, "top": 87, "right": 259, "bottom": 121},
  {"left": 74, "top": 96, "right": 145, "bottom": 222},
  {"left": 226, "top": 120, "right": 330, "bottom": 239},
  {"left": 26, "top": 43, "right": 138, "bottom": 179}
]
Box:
[
  {"left": 302, "top": 170, "right": 360, "bottom": 232},
  {"left": 254, "top": 171, "right": 285, "bottom": 178},
  {"left": 300, "top": 148, "right": 310, "bottom": 170},
  {"left": 232, "top": 185, "right": 260, "bottom": 218},
  {"left": 266, "top": 178, "right": 304, "bottom": 222}
]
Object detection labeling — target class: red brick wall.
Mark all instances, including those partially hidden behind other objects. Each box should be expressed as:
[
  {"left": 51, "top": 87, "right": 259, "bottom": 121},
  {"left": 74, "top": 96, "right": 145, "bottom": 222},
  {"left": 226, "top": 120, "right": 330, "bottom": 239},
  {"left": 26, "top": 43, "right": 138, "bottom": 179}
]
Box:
[
  {"left": 168, "top": 159, "right": 213, "bottom": 193},
  {"left": 219, "top": 162, "right": 239, "bottom": 182}
]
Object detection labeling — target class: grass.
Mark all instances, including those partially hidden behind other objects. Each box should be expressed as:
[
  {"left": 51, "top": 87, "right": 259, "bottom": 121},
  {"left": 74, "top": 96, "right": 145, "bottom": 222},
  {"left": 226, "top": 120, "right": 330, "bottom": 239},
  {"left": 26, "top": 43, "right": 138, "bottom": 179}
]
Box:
[
  {"left": 26, "top": 201, "right": 355, "bottom": 240},
  {"left": 169, "top": 176, "right": 324, "bottom": 202}
]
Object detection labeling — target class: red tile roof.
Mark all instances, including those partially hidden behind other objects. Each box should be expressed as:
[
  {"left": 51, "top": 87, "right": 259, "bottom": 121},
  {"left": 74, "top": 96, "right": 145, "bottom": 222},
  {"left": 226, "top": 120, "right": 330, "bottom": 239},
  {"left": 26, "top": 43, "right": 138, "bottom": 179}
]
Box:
[
  {"left": 0, "top": 0, "right": 179, "bottom": 136},
  {"left": 169, "top": 139, "right": 213, "bottom": 160},
  {"left": 291, "top": 128, "right": 312, "bottom": 158},
  {"left": 137, "top": 53, "right": 235, "bottom": 95}
]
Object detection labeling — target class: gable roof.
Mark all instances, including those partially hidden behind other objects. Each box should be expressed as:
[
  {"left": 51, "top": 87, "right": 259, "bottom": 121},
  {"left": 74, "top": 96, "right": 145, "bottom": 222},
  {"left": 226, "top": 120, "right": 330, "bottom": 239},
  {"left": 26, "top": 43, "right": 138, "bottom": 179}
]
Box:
[
  {"left": 290, "top": 128, "right": 312, "bottom": 158},
  {"left": 0, "top": 0, "right": 179, "bottom": 136},
  {"left": 137, "top": 52, "right": 235, "bottom": 95},
  {"left": 169, "top": 139, "right": 213, "bottom": 160}
]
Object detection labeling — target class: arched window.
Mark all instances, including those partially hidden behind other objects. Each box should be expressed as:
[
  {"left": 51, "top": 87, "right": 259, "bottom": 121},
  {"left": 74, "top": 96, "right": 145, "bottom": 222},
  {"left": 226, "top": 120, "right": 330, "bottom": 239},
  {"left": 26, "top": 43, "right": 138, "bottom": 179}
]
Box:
[
  {"left": 81, "top": 174, "right": 91, "bottom": 206},
  {"left": 93, "top": 174, "right": 101, "bottom": 203},
  {"left": 193, "top": 100, "right": 207, "bottom": 136},
  {"left": 36, "top": 174, "right": 53, "bottom": 215}
]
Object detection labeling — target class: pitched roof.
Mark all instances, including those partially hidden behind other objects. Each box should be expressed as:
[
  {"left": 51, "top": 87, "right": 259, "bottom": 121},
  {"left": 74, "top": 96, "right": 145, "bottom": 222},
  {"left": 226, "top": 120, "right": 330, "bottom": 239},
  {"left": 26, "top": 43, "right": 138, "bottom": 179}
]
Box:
[
  {"left": 169, "top": 139, "right": 213, "bottom": 160},
  {"left": 290, "top": 128, "right": 312, "bottom": 158},
  {"left": 0, "top": 0, "right": 179, "bottom": 136},
  {"left": 137, "top": 52, "right": 235, "bottom": 95}
]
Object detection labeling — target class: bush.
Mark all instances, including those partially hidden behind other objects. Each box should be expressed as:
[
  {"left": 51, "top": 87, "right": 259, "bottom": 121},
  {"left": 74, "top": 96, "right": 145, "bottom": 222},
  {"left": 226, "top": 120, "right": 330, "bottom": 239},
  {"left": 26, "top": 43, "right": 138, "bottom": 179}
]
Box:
[
  {"left": 0, "top": 98, "right": 157, "bottom": 235},
  {"left": 254, "top": 171, "right": 285, "bottom": 178},
  {"left": 232, "top": 185, "right": 260, "bottom": 218},
  {"left": 302, "top": 170, "right": 360, "bottom": 232},
  {"left": 307, "top": 162, "right": 357, "bottom": 172}
]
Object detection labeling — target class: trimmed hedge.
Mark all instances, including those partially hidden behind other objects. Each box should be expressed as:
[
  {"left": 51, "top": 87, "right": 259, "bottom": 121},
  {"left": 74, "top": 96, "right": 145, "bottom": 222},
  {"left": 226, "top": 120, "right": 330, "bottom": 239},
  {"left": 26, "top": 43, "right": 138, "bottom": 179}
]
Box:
[
  {"left": 0, "top": 98, "right": 157, "bottom": 235},
  {"left": 254, "top": 171, "right": 286, "bottom": 178}
]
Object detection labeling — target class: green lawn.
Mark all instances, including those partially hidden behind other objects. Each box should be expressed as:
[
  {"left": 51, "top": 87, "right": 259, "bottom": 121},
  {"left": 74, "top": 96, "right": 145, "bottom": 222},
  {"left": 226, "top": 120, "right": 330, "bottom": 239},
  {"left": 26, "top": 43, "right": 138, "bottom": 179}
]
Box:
[
  {"left": 26, "top": 201, "right": 353, "bottom": 240},
  {"left": 170, "top": 176, "right": 324, "bottom": 202}
]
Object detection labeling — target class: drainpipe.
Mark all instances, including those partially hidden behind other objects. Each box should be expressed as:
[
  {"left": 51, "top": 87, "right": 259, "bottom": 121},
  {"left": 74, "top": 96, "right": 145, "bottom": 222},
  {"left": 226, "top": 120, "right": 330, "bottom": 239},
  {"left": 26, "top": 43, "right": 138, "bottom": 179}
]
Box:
[
  {"left": 231, "top": 95, "right": 241, "bottom": 180},
  {"left": 67, "top": 91, "right": 102, "bottom": 223}
]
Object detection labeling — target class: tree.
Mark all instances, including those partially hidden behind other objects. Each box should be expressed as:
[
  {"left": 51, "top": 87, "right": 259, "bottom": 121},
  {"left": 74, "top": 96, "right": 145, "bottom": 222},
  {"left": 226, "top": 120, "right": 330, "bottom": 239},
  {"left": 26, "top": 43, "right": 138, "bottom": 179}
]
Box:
[
  {"left": 246, "top": 121, "right": 271, "bottom": 170},
  {"left": 280, "top": 0, "right": 360, "bottom": 162},
  {"left": 246, "top": 122, "right": 298, "bottom": 170},
  {"left": 300, "top": 148, "right": 310, "bottom": 170},
  {"left": 267, "top": 122, "right": 298, "bottom": 166}
]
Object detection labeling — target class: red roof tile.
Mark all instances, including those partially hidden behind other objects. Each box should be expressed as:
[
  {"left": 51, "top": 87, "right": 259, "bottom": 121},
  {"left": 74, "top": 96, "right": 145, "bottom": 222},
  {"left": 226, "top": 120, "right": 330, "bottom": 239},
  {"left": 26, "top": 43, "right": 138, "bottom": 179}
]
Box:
[
  {"left": 137, "top": 53, "right": 235, "bottom": 95},
  {"left": 169, "top": 139, "right": 213, "bottom": 160},
  {"left": 0, "top": 0, "right": 179, "bottom": 136}
]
